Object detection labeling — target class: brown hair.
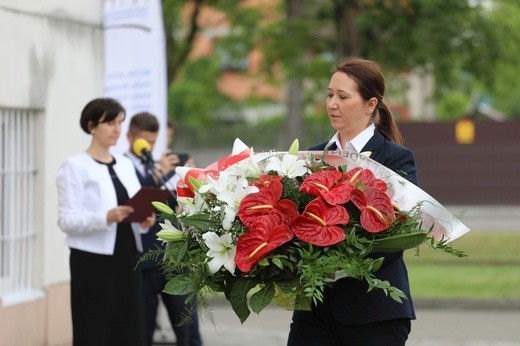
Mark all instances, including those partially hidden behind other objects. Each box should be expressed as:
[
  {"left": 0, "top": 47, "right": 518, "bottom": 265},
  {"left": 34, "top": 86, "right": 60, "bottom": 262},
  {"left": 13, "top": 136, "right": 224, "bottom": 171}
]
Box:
[
  {"left": 333, "top": 57, "right": 403, "bottom": 144},
  {"left": 128, "top": 112, "right": 159, "bottom": 135}
]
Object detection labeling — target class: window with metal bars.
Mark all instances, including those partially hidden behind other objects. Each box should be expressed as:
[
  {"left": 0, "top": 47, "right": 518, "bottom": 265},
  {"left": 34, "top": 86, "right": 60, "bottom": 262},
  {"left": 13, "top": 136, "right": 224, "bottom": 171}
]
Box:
[{"left": 0, "top": 107, "right": 41, "bottom": 305}]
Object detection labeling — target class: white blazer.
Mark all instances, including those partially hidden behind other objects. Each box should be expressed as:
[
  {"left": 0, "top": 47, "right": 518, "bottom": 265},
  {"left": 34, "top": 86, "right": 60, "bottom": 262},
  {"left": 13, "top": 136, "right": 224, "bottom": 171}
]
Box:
[{"left": 56, "top": 152, "right": 146, "bottom": 254}]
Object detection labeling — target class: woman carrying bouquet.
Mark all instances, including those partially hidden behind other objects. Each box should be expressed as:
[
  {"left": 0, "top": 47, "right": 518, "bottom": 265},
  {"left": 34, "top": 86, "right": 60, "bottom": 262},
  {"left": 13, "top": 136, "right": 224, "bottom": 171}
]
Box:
[
  {"left": 287, "top": 57, "right": 418, "bottom": 346},
  {"left": 56, "top": 98, "right": 155, "bottom": 346}
]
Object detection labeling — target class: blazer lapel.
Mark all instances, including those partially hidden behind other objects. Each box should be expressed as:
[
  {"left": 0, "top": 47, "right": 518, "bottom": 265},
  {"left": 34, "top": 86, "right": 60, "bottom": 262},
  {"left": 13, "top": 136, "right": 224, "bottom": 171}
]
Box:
[
  {"left": 361, "top": 130, "right": 385, "bottom": 161},
  {"left": 324, "top": 142, "right": 338, "bottom": 151}
]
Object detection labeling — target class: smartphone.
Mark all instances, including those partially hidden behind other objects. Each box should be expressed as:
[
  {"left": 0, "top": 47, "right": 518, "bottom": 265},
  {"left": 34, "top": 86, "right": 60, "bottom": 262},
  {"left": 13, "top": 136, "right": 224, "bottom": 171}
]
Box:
[{"left": 174, "top": 152, "right": 190, "bottom": 166}]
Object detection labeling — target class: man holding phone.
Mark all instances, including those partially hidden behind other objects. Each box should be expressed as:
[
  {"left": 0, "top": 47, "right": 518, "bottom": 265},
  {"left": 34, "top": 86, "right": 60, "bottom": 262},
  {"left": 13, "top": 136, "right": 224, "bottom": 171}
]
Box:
[{"left": 126, "top": 113, "right": 202, "bottom": 346}]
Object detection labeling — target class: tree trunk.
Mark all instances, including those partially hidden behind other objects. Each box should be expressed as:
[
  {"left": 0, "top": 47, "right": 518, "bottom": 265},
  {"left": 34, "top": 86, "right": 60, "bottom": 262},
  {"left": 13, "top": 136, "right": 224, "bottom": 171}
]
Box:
[
  {"left": 333, "top": 0, "right": 361, "bottom": 56},
  {"left": 282, "top": 0, "right": 305, "bottom": 148},
  {"left": 163, "top": 0, "right": 203, "bottom": 86},
  {"left": 284, "top": 79, "right": 304, "bottom": 147}
]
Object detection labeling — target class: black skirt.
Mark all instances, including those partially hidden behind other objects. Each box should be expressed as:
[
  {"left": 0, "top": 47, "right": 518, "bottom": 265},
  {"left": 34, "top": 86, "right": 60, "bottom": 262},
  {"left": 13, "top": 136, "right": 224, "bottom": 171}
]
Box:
[{"left": 69, "top": 224, "right": 144, "bottom": 346}]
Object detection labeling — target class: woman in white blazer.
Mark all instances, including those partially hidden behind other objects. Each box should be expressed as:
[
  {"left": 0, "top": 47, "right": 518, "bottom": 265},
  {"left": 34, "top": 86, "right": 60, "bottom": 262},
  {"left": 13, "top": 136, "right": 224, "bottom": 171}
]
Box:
[{"left": 56, "top": 98, "right": 154, "bottom": 346}]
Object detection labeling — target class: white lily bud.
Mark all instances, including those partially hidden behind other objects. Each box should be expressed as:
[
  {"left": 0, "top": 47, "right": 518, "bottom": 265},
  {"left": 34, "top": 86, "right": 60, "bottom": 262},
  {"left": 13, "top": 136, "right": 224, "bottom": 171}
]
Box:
[
  {"left": 288, "top": 139, "right": 300, "bottom": 155},
  {"left": 157, "top": 229, "right": 185, "bottom": 242},
  {"left": 152, "top": 201, "right": 175, "bottom": 216}
]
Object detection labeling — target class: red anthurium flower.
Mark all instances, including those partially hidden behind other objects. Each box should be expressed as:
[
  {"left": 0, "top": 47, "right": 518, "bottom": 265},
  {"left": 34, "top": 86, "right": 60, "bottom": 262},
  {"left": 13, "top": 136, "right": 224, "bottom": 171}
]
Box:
[
  {"left": 300, "top": 170, "right": 354, "bottom": 206},
  {"left": 238, "top": 182, "right": 298, "bottom": 228},
  {"left": 235, "top": 215, "right": 294, "bottom": 272},
  {"left": 343, "top": 167, "right": 387, "bottom": 192},
  {"left": 252, "top": 174, "right": 284, "bottom": 190},
  {"left": 292, "top": 198, "right": 349, "bottom": 246},
  {"left": 351, "top": 188, "right": 396, "bottom": 233},
  {"left": 371, "top": 178, "right": 388, "bottom": 192}
]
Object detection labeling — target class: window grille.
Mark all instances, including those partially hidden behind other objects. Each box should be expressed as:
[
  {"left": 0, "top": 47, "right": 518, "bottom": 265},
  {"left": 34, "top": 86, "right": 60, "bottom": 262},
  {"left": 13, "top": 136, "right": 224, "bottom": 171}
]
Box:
[{"left": 0, "top": 108, "right": 40, "bottom": 305}]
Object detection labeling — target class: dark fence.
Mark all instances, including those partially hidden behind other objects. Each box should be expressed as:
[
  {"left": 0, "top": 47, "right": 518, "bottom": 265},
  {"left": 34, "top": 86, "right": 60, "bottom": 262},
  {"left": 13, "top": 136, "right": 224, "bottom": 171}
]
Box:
[
  {"left": 399, "top": 120, "right": 520, "bottom": 205},
  {"left": 179, "top": 119, "right": 520, "bottom": 206}
]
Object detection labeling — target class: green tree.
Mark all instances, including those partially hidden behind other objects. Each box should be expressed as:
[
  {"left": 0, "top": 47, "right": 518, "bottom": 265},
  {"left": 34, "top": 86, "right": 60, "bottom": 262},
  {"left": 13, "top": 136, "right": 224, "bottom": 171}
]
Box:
[
  {"left": 486, "top": 0, "right": 520, "bottom": 118},
  {"left": 168, "top": 57, "right": 236, "bottom": 128},
  {"left": 164, "top": 1, "right": 506, "bottom": 145},
  {"left": 162, "top": 0, "right": 261, "bottom": 127},
  {"left": 249, "top": 0, "right": 498, "bottom": 138},
  {"left": 162, "top": 0, "right": 202, "bottom": 84}
]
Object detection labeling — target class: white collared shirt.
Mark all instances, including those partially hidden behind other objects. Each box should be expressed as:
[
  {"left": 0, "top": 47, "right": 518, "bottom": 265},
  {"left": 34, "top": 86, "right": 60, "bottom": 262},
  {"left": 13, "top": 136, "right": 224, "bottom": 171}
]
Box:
[
  {"left": 126, "top": 151, "right": 148, "bottom": 177},
  {"left": 326, "top": 123, "right": 375, "bottom": 152}
]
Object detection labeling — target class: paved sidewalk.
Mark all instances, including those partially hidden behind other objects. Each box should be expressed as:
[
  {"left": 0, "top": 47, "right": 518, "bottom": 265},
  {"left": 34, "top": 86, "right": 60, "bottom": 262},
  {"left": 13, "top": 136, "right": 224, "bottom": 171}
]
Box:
[
  {"left": 155, "top": 302, "right": 520, "bottom": 346},
  {"left": 446, "top": 205, "right": 520, "bottom": 232}
]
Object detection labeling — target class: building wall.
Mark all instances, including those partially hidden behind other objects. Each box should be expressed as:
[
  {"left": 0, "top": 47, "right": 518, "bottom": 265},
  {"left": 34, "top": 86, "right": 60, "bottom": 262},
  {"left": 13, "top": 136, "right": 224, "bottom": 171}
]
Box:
[
  {"left": 0, "top": 1, "right": 103, "bottom": 344},
  {"left": 400, "top": 120, "right": 520, "bottom": 205}
]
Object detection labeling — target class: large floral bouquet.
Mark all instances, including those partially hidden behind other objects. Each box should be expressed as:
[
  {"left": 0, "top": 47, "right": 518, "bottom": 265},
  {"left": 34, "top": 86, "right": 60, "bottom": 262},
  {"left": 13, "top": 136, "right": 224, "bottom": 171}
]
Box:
[{"left": 150, "top": 139, "right": 468, "bottom": 323}]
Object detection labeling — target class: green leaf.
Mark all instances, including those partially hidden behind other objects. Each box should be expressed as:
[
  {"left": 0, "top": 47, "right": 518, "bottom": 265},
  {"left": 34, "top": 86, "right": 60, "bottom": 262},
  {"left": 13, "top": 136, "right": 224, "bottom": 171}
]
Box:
[
  {"left": 257, "top": 258, "right": 269, "bottom": 266},
  {"left": 250, "top": 283, "right": 275, "bottom": 314},
  {"left": 175, "top": 241, "right": 188, "bottom": 263},
  {"left": 181, "top": 213, "right": 219, "bottom": 230},
  {"left": 389, "top": 288, "right": 406, "bottom": 303},
  {"left": 276, "top": 280, "right": 299, "bottom": 294},
  {"left": 228, "top": 279, "right": 257, "bottom": 323},
  {"left": 164, "top": 274, "right": 197, "bottom": 295},
  {"left": 272, "top": 257, "right": 284, "bottom": 270},
  {"left": 272, "top": 283, "right": 311, "bottom": 311},
  {"left": 371, "top": 232, "right": 428, "bottom": 252},
  {"left": 370, "top": 257, "right": 384, "bottom": 272}
]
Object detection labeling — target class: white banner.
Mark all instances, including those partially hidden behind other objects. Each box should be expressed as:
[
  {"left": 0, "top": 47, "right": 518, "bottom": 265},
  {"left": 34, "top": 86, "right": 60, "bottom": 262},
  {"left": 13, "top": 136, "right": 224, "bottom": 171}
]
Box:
[{"left": 103, "top": 0, "right": 167, "bottom": 157}]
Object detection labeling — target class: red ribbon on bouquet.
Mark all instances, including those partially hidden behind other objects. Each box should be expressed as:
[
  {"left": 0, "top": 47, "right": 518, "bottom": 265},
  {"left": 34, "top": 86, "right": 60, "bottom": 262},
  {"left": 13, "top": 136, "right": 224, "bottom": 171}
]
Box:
[{"left": 176, "top": 148, "right": 252, "bottom": 198}]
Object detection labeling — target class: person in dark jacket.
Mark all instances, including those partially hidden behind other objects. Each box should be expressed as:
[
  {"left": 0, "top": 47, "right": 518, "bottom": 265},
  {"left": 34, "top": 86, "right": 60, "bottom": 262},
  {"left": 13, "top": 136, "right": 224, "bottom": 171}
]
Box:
[
  {"left": 126, "top": 112, "right": 202, "bottom": 346},
  {"left": 287, "top": 57, "right": 418, "bottom": 346}
]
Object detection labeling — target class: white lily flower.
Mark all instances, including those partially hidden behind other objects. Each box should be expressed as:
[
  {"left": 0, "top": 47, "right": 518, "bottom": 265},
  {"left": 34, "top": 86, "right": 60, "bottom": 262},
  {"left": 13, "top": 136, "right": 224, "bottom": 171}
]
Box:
[
  {"left": 177, "top": 194, "right": 205, "bottom": 215},
  {"left": 199, "top": 171, "right": 234, "bottom": 195},
  {"left": 227, "top": 150, "right": 262, "bottom": 178},
  {"left": 231, "top": 138, "right": 250, "bottom": 155},
  {"left": 221, "top": 205, "right": 237, "bottom": 231},
  {"left": 202, "top": 176, "right": 257, "bottom": 229},
  {"left": 202, "top": 232, "right": 236, "bottom": 274},
  {"left": 217, "top": 177, "right": 258, "bottom": 210},
  {"left": 159, "top": 219, "right": 177, "bottom": 231},
  {"left": 265, "top": 153, "right": 309, "bottom": 178}
]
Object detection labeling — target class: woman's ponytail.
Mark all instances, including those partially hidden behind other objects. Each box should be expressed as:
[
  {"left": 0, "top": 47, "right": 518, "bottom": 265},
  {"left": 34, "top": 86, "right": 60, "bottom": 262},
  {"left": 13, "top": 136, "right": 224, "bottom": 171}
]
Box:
[{"left": 376, "top": 102, "right": 403, "bottom": 145}]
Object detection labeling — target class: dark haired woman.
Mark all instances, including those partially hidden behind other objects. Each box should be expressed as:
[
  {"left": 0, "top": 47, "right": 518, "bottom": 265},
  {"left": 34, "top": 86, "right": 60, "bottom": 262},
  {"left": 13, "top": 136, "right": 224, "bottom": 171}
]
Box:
[
  {"left": 56, "top": 98, "right": 154, "bottom": 346},
  {"left": 287, "top": 57, "right": 418, "bottom": 346}
]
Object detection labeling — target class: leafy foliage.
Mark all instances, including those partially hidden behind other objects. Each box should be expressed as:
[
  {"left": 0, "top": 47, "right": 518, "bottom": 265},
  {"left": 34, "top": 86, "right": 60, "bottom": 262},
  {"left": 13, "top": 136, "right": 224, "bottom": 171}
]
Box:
[
  {"left": 486, "top": 0, "right": 520, "bottom": 118},
  {"left": 168, "top": 57, "right": 237, "bottom": 127}
]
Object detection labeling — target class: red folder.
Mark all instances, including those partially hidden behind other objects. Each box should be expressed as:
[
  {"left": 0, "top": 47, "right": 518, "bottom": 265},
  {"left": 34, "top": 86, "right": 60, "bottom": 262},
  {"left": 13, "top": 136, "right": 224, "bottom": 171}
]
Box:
[{"left": 123, "top": 187, "right": 172, "bottom": 222}]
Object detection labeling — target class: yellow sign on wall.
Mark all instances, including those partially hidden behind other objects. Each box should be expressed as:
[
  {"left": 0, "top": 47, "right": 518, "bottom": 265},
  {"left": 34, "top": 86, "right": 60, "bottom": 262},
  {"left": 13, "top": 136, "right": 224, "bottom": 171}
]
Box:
[{"left": 455, "top": 119, "right": 475, "bottom": 144}]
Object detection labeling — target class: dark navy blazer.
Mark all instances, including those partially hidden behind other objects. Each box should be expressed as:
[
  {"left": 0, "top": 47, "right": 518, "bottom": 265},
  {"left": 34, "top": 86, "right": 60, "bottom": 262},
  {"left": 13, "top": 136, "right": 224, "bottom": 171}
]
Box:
[{"left": 308, "top": 129, "right": 418, "bottom": 325}]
